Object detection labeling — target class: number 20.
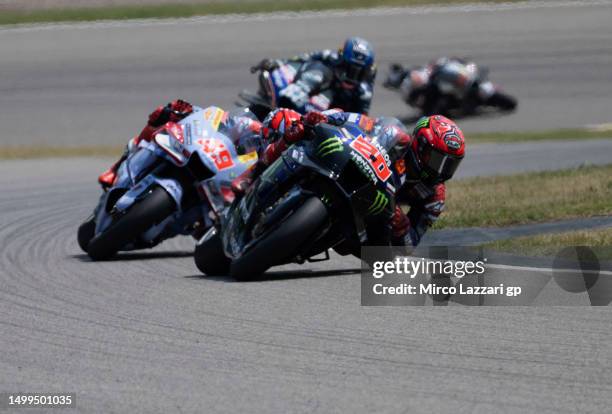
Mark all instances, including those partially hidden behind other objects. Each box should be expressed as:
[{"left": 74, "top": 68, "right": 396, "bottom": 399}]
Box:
[{"left": 350, "top": 137, "right": 392, "bottom": 182}]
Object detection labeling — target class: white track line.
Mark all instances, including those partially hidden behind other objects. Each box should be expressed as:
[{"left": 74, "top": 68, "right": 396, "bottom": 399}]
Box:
[
  {"left": 486, "top": 263, "right": 612, "bottom": 276},
  {"left": 1, "top": 0, "right": 612, "bottom": 34}
]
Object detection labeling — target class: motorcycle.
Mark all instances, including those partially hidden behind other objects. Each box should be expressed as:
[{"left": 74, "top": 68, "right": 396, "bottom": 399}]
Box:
[
  {"left": 194, "top": 118, "right": 398, "bottom": 280},
  {"left": 237, "top": 60, "right": 333, "bottom": 120},
  {"left": 77, "top": 106, "right": 257, "bottom": 261},
  {"left": 384, "top": 63, "right": 517, "bottom": 117}
]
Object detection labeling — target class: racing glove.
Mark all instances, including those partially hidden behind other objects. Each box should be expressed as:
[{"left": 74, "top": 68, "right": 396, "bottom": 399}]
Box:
[
  {"left": 303, "top": 111, "right": 328, "bottom": 128},
  {"left": 284, "top": 119, "right": 305, "bottom": 144},
  {"left": 250, "top": 58, "right": 279, "bottom": 73},
  {"left": 148, "top": 99, "right": 194, "bottom": 127}
]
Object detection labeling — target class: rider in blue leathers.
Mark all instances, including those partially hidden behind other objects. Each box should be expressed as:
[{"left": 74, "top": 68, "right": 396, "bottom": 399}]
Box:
[{"left": 252, "top": 37, "right": 376, "bottom": 114}]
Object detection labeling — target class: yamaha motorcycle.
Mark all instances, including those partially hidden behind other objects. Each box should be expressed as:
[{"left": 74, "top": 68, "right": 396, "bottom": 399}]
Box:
[
  {"left": 194, "top": 118, "right": 398, "bottom": 280},
  {"left": 77, "top": 106, "right": 257, "bottom": 261},
  {"left": 238, "top": 60, "right": 333, "bottom": 120}
]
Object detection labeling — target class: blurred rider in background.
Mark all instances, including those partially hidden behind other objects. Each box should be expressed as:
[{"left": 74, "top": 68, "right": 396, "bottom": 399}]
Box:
[
  {"left": 251, "top": 36, "right": 376, "bottom": 114},
  {"left": 385, "top": 57, "right": 484, "bottom": 116}
]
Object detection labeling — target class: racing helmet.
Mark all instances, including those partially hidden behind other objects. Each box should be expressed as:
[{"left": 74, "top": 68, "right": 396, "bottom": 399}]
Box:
[
  {"left": 336, "top": 37, "right": 375, "bottom": 86},
  {"left": 262, "top": 108, "right": 303, "bottom": 142},
  {"left": 407, "top": 115, "right": 465, "bottom": 183}
]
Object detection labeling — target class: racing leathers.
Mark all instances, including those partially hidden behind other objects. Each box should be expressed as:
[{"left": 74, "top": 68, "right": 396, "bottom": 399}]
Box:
[{"left": 255, "top": 48, "right": 375, "bottom": 115}]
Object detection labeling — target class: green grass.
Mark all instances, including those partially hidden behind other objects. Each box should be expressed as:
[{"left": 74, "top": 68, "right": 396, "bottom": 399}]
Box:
[
  {"left": 468, "top": 128, "right": 612, "bottom": 144},
  {"left": 3, "top": 127, "right": 610, "bottom": 160},
  {"left": 0, "top": 145, "right": 121, "bottom": 159},
  {"left": 484, "top": 227, "right": 612, "bottom": 258},
  {"left": 0, "top": 0, "right": 508, "bottom": 25},
  {"left": 4, "top": 142, "right": 612, "bottom": 235},
  {"left": 437, "top": 164, "right": 612, "bottom": 228}
]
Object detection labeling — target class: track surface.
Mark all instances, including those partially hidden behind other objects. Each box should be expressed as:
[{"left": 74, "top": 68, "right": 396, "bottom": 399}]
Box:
[
  {"left": 1, "top": 1, "right": 612, "bottom": 147},
  {"left": 2, "top": 158, "right": 612, "bottom": 413},
  {"left": 2, "top": 2, "right": 612, "bottom": 413}
]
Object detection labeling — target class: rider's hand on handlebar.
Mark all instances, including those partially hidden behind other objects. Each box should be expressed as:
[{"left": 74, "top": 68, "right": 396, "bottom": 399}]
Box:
[
  {"left": 303, "top": 111, "right": 328, "bottom": 128},
  {"left": 148, "top": 99, "right": 193, "bottom": 127},
  {"left": 250, "top": 58, "right": 278, "bottom": 73},
  {"left": 284, "top": 119, "right": 305, "bottom": 143}
]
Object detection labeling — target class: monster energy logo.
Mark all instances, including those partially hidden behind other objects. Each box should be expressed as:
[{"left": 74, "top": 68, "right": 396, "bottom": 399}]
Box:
[
  {"left": 368, "top": 191, "right": 388, "bottom": 215},
  {"left": 317, "top": 137, "right": 344, "bottom": 157},
  {"left": 415, "top": 117, "right": 430, "bottom": 130}
]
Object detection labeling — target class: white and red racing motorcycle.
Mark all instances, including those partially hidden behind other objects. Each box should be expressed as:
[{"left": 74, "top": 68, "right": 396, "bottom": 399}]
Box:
[{"left": 78, "top": 106, "right": 257, "bottom": 261}]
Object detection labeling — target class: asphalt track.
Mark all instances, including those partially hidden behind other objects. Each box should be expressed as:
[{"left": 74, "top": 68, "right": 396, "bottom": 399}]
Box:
[
  {"left": 2, "top": 2, "right": 612, "bottom": 413},
  {"left": 1, "top": 0, "right": 612, "bottom": 147}
]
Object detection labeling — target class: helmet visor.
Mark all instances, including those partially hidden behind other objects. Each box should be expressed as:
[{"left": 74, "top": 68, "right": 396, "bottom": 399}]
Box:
[
  {"left": 421, "top": 145, "right": 463, "bottom": 182},
  {"left": 338, "top": 63, "right": 367, "bottom": 85}
]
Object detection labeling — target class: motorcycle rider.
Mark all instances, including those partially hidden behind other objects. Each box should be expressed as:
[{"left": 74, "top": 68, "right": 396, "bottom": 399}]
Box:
[
  {"left": 99, "top": 99, "right": 465, "bottom": 249},
  {"left": 252, "top": 36, "right": 376, "bottom": 114},
  {"left": 385, "top": 57, "right": 484, "bottom": 116},
  {"left": 232, "top": 108, "right": 466, "bottom": 248},
  {"left": 98, "top": 99, "right": 263, "bottom": 188},
  {"left": 390, "top": 114, "right": 465, "bottom": 247}
]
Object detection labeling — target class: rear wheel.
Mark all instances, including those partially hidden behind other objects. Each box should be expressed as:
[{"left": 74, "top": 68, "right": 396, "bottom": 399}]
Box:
[
  {"left": 87, "top": 186, "right": 175, "bottom": 261},
  {"left": 230, "top": 197, "right": 328, "bottom": 280},
  {"left": 486, "top": 91, "right": 517, "bottom": 111},
  {"left": 194, "top": 229, "right": 231, "bottom": 276}
]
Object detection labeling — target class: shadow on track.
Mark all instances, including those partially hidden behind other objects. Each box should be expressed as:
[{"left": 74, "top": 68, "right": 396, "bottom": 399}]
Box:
[
  {"left": 186, "top": 268, "right": 362, "bottom": 283},
  {"left": 72, "top": 250, "right": 192, "bottom": 262}
]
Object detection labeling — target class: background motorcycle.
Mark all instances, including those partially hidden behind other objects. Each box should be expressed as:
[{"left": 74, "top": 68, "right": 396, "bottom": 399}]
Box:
[
  {"left": 384, "top": 63, "right": 517, "bottom": 117},
  {"left": 237, "top": 60, "right": 333, "bottom": 120},
  {"left": 78, "top": 106, "right": 257, "bottom": 261},
  {"left": 194, "top": 118, "right": 398, "bottom": 280}
]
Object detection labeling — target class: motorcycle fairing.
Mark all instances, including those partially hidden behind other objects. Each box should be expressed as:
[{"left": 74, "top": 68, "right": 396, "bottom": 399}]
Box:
[
  {"left": 221, "top": 123, "right": 395, "bottom": 260},
  {"left": 91, "top": 106, "right": 254, "bottom": 245}
]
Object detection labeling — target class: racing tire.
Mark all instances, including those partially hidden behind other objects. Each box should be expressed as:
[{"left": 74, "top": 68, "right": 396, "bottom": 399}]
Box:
[
  {"left": 87, "top": 186, "right": 175, "bottom": 261},
  {"left": 77, "top": 216, "right": 96, "bottom": 253},
  {"left": 194, "top": 229, "right": 231, "bottom": 276},
  {"left": 230, "top": 196, "right": 328, "bottom": 281},
  {"left": 486, "top": 92, "right": 517, "bottom": 111}
]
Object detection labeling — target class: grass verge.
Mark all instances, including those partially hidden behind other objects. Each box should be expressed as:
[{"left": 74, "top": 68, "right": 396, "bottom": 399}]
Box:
[
  {"left": 0, "top": 0, "right": 507, "bottom": 25},
  {"left": 3, "top": 127, "right": 611, "bottom": 160},
  {"left": 0, "top": 146, "right": 122, "bottom": 159},
  {"left": 484, "top": 227, "right": 612, "bottom": 258},
  {"left": 437, "top": 164, "right": 612, "bottom": 228},
  {"left": 467, "top": 128, "right": 612, "bottom": 144}
]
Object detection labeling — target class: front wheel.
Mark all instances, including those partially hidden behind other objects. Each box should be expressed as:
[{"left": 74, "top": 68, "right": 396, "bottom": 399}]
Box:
[
  {"left": 77, "top": 216, "right": 96, "bottom": 253},
  {"left": 194, "top": 228, "right": 231, "bottom": 276},
  {"left": 230, "top": 196, "right": 328, "bottom": 280},
  {"left": 87, "top": 186, "right": 175, "bottom": 261}
]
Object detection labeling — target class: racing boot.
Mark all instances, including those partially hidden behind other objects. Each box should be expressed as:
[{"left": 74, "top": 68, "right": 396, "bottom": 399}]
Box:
[
  {"left": 97, "top": 134, "right": 140, "bottom": 189},
  {"left": 98, "top": 152, "right": 127, "bottom": 189},
  {"left": 390, "top": 205, "right": 418, "bottom": 247}
]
